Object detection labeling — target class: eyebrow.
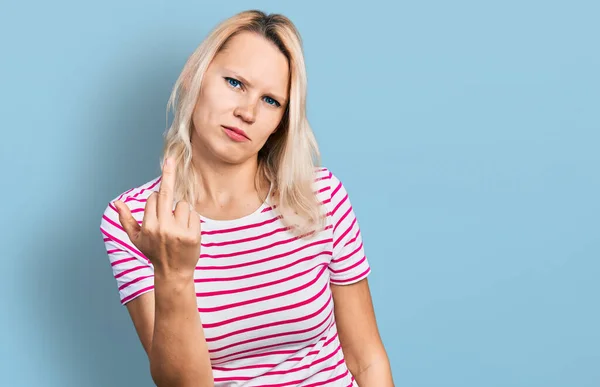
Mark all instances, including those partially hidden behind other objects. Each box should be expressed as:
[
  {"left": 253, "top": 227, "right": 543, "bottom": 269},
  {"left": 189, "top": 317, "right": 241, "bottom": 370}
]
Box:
[{"left": 226, "top": 69, "right": 287, "bottom": 104}]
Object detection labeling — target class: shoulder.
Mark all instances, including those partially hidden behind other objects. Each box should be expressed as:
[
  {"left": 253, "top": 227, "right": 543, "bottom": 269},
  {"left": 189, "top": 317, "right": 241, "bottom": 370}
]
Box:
[
  {"left": 106, "top": 175, "right": 162, "bottom": 210},
  {"left": 313, "top": 166, "right": 345, "bottom": 199},
  {"left": 313, "top": 166, "right": 351, "bottom": 219},
  {"left": 99, "top": 176, "right": 161, "bottom": 242}
]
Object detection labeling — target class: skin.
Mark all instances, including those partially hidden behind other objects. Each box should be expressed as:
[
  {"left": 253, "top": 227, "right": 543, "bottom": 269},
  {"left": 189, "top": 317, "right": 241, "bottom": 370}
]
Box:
[
  {"left": 114, "top": 31, "right": 394, "bottom": 386},
  {"left": 189, "top": 30, "right": 289, "bottom": 221}
]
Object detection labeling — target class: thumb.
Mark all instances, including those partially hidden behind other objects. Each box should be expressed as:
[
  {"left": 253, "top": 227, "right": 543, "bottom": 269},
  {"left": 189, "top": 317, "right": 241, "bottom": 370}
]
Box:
[{"left": 114, "top": 200, "right": 141, "bottom": 243}]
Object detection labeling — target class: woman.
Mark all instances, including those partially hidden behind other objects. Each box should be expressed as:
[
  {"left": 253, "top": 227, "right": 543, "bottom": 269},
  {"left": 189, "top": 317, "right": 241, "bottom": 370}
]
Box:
[{"left": 100, "top": 9, "right": 394, "bottom": 387}]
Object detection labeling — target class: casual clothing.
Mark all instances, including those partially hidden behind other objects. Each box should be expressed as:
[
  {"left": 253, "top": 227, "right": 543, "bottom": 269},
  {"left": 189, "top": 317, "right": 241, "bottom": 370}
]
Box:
[{"left": 100, "top": 167, "right": 371, "bottom": 386}]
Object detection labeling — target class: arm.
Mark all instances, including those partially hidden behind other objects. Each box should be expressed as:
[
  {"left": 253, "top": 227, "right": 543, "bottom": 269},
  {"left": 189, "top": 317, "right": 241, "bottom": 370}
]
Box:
[
  {"left": 331, "top": 278, "right": 394, "bottom": 386},
  {"left": 323, "top": 170, "right": 394, "bottom": 385},
  {"left": 126, "top": 277, "right": 213, "bottom": 387},
  {"left": 114, "top": 156, "right": 213, "bottom": 387}
]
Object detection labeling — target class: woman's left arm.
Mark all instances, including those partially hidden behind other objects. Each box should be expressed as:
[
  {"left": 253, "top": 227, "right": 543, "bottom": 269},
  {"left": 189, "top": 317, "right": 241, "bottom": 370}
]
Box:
[{"left": 331, "top": 278, "right": 394, "bottom": 386}]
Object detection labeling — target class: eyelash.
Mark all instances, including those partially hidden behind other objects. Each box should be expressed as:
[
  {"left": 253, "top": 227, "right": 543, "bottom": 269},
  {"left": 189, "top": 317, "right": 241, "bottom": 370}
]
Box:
[{"left": 224, "top": 77, "right": 281, "bottom": 107}]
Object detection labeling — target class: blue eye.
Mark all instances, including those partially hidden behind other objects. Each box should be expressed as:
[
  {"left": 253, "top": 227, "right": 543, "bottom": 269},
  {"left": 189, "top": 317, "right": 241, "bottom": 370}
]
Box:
[
  {"left": 263, "top": 96, "right": 280, "bottom": 107},
  {"left": 226, "top": 77, "right": 242, "bottom": 88}
]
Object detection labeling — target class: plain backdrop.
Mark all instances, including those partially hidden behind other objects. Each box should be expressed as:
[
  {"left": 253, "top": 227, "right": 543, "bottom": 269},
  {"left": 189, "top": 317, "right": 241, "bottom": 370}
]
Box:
[{"left": 1, "top": 1, "right": 598, "bottom": 386}]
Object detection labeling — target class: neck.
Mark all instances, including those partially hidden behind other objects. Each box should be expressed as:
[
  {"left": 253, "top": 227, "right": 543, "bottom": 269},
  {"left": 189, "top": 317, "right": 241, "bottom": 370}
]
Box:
[{"left": 190, "top": 144, "right": 267, "bottom": 207}]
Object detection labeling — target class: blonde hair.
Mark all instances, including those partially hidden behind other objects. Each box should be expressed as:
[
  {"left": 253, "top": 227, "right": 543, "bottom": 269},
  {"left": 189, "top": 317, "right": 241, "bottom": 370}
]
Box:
[{"left": 162, "top": 10, "right": 324, "bottom": 235}]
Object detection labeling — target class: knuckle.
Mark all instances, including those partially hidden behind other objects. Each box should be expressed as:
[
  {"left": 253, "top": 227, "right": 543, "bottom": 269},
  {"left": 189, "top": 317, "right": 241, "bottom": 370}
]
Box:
[
  {"left": 191, "top": 233, "right": 201, "bottom": 244},
  {"left": 157, "top": 224, "right": 171, "bottom": 238},
  {"left": 140, "top": 225, "right": 153, "bottom": 239}
]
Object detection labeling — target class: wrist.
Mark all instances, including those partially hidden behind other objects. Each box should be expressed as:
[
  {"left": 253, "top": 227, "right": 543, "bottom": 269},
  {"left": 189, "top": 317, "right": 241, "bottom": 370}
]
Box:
[
  {"left": 154, "top": 267, "right": 195, "bottom": 285},
  {"left": 154, "top": 270, "right": 195, "bottom": 296}
]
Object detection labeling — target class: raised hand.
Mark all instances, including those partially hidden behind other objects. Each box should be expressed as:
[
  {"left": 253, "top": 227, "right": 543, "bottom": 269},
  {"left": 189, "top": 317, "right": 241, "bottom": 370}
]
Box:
[{"left": 114, "top": 157, "right": 201, "bottom": 281}]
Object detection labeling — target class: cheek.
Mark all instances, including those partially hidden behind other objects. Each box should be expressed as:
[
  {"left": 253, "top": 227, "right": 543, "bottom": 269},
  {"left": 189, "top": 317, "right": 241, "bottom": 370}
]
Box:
[
  {"left": 194, "top": 88, "right": 233, "bottom": 126},
  {"left": 258, "top": 107, "right": 285, "bottom": 130}
]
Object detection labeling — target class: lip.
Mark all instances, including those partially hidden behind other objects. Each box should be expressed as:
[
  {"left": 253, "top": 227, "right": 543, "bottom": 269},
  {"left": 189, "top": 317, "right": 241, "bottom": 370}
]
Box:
[{"left": 222, "top": 125, "right": 250, "bottom": 142}]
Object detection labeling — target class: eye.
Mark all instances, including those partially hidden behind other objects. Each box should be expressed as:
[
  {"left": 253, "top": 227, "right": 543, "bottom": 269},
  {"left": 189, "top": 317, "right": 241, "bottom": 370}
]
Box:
[
  {"left": 263, "top": 96, "right": 281, "bottom": 107},
  {"left": 225, "top": 77, "right": 242, "bottom": 89}
]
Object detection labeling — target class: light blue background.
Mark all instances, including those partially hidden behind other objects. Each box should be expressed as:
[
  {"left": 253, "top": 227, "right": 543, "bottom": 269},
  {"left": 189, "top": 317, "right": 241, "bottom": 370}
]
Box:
[{"left": 1, "top": 0, "right": 598, "bottom": 386}]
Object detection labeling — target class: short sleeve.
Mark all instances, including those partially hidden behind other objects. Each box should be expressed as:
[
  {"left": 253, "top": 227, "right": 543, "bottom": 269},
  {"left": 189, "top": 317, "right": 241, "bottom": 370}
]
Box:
[
  {"left": 327, "top": 172, "right": 371, "bottom": 285},
  {"left": 99, "top": 200, "right": 155, "bottom": 305}
]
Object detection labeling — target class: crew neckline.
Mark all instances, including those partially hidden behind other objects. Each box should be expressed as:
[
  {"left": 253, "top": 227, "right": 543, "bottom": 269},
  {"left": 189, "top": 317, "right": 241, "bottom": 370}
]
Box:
[{"left": 195, "top": 183, "right": 273, "bottom": 226}]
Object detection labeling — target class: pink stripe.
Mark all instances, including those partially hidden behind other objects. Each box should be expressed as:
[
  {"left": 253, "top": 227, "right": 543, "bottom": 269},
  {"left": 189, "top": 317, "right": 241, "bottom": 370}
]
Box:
[
  {"left": 212, "top": 344, "right": 339, "bottom": 372},
  {"left": 303, "top": 367, "right": 349, "bottom": 387},
  {"left": 111, "top": 257, "right": 137, "bottom": 266},
  {"left": 100, "top": 223, "right": 149, "bottom": 264},
  {"left": 212, "top": 362, "right": 278, "bottom": 371},
  {"left": 129, "top": 178, "right": 160, "bottom": 198},
  {"left": 212, "top": 348, "right": 312, "bottom": 366},
  {"left": 198, "top": 264, "right": 327, "bottom": 312},
  {"left": 331, "top": 242, "right": 363, "bottom": 264},
  {"left": 205, "top": 295, "right": 333, "bottom": 342},
  {"left": 119, "top": 275, "right": 154, "bottom": 290},
  {"left": 117, "top": 188, "right": 134, "bottom": 201},
  {"left": 263, "top": 344, "right": 342, "bottom": 377},
  {"left": 216, "top": 343, "right": 341, "bottom": 378},
  {"left": 320, "top": 198, "right": 331, "bottom": 206},
  {"left": 333, "top": 205, "right": 351, "bottom": 233},
  {"left": 196, "top": 260, "right": 330, "bottom": 297},
  {"left": 196, "top": 251, "right": 331, "bottom": 282},
  {"left": 196, "top": 239, "right": 332, "bottom": 270},
  {"left": 210, "top": 320, "right": 334, "bottom": 363},
  {"left": 331, "top": 193, "right": 349, "bottom": 218},
  {"left": 247, "top": 357, "right": 345, "bottom": 387},
  {"left": 330, "top": 255, "right": 366, "bottom": 274},
  {"left": 201, "top": 281, "right": 330, "bottom": 329},
  {"left": 200, "top": 233, "right": 305, "bottom": 259},
  {"left": 201, "top": 226, "right": 289, "bottom": 248},
  {"left": 209, "top": 307, "right": 333, "bottom": 353},
  {"left": 333, "top": 217, "right": 356, "bottom": 249},
  {"left": 212, "top": 348, "right": 323, "bottom": 371},
  {"left": 114, "top": 265, "right": 146, "bottom": 279},
  {"left": 330, "top": 181, "right": 342, "bottom": 201},
  {"left": 108, "top": 202, "right": 144, "bottom": 216},
  {"left": 344, "top": 229, "right": 361, "bottom": 247},
  {"left": 124, "top": 196, "right": 147, "bottom": 203},
  {"left": 213, "top": 332, "right": 338, "bottom": 366},
  {"left": 331, "top": 267, "right": 371, "bottom": 284},
  {"left": 121, "top": 285, "right": 154, "bottom": 304}
]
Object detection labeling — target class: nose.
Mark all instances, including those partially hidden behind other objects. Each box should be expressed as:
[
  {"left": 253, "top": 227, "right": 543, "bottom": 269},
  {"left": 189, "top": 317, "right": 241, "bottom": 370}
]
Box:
[{"left": 234, "top": 96, "right": 257, "bottom": 124}]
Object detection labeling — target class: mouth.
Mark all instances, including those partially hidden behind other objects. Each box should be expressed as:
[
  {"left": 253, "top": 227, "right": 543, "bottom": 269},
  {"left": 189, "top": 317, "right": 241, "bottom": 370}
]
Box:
[{"left": 222, "top": 125, "right": 250, "bottom": 141}]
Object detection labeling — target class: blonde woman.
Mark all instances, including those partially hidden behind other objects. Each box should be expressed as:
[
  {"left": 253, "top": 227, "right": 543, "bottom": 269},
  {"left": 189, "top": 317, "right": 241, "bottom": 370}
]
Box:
[{"left": 100, "top": 9, "right": 394, "bottom": 387}]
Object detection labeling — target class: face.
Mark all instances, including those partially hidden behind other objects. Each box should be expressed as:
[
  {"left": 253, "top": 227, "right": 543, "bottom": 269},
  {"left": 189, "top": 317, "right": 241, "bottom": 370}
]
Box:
[{"left": 190, "top": 31, "right": 290, "bottom": 165}]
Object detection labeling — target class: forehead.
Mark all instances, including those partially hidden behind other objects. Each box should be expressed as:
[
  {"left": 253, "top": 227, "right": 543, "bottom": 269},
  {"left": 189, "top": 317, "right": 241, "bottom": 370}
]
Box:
[{"left": 214, "top": 31, "right": 289, "bottom": 96}]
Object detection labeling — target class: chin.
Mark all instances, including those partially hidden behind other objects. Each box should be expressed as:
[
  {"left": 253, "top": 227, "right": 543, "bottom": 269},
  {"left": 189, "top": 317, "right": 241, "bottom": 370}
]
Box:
[{"left": 211, "top": 141, "right": 253, "bottom": 165}]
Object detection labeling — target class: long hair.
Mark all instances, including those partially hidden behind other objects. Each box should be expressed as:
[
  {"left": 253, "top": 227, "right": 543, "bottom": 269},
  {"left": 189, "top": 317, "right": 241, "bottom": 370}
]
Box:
[{"left": 162, "top": 10, "right": 324, "bottom": 235}]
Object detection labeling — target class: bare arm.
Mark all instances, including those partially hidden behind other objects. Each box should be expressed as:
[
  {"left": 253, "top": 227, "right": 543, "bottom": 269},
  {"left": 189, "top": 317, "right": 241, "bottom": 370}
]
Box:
[
  {"left": 331, "top": 278, "right": 394, "bottom": 386},
  {"left": 115, "top": 156, "right": 213, "bottom": 387},
  {"left": 126, "top": 278, "right": 213, "bottom": 387}
]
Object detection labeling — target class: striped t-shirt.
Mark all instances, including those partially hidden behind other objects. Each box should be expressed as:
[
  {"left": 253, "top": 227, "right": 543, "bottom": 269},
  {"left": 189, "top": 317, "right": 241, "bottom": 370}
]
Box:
[{"left": 100, "top": 167, "right": 371, "bottom": 386}]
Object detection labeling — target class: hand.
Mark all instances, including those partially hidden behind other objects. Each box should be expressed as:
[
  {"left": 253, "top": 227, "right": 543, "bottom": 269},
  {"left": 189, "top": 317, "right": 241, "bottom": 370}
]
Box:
[{"left": 114, "top": 157, "right": 201, "bottom": 281}]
